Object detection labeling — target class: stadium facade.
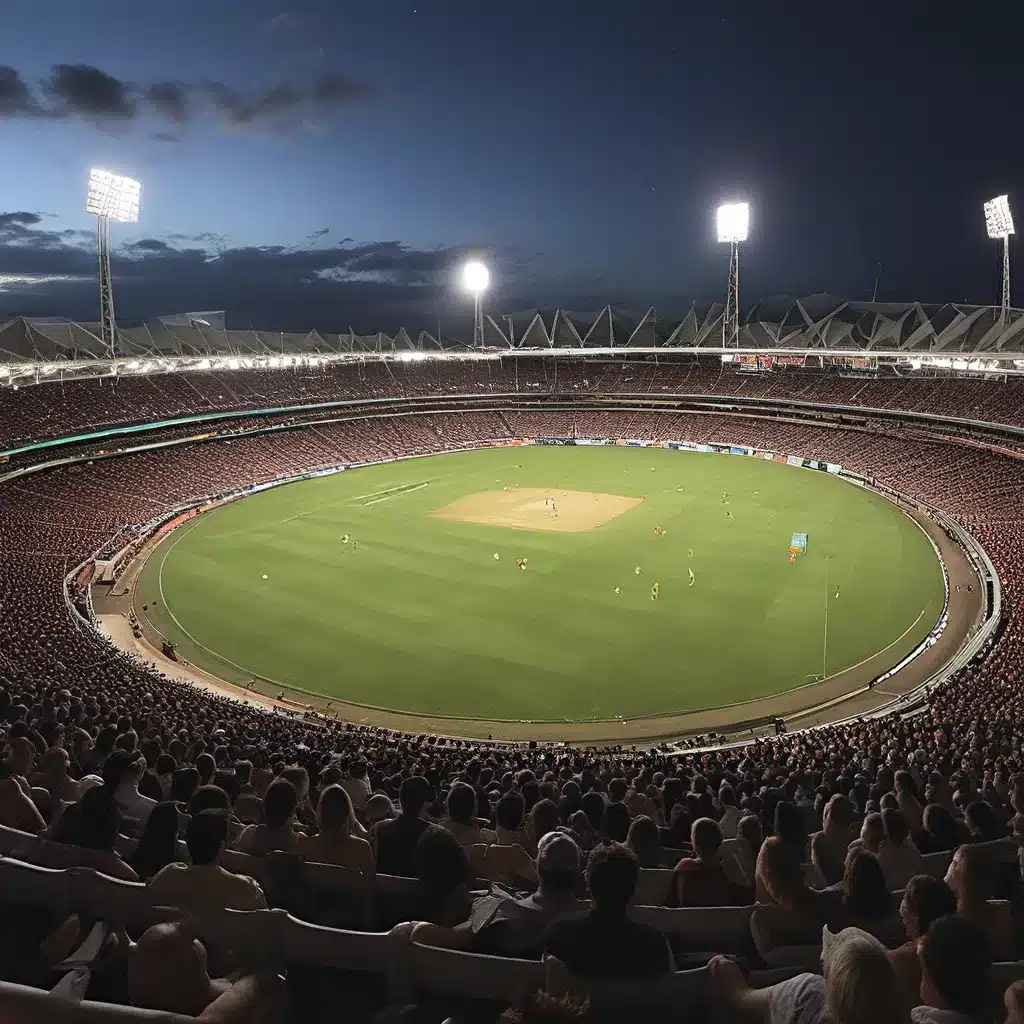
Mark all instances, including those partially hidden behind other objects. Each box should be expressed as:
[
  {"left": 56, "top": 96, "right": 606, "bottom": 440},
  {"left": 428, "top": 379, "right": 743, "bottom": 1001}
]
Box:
[{"left": 2, "top": 295, "right": 1024, "bottom": 384}]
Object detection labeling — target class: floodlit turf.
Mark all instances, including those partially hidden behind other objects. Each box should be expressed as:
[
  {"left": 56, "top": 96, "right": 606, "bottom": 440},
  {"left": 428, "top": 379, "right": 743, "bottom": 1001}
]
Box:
[{"left": 139, "top": 446, "right": 946, "bottom": 722}]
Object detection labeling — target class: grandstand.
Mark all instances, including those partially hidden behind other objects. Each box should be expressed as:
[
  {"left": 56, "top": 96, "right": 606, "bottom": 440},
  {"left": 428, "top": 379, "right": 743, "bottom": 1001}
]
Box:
[{"left": 2, "top": 307, "right": 1024, "bottom": 1022}]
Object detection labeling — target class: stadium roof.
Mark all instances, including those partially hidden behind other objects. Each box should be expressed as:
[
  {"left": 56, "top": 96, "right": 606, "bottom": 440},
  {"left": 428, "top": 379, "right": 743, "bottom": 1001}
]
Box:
[{"left": 1, "top": 296, "right": 1023, "bottom": 366}]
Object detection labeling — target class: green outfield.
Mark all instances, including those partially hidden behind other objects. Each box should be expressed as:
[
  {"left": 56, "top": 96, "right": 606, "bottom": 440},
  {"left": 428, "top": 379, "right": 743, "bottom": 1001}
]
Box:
[{"left": 138, "top": 446, "right": 946, "bottom": 723}]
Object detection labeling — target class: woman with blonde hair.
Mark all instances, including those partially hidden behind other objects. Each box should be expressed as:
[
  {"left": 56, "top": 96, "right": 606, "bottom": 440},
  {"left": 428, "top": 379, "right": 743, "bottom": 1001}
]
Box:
[{"left": 299, "top": 784, "right": 373, "bottom": 875}]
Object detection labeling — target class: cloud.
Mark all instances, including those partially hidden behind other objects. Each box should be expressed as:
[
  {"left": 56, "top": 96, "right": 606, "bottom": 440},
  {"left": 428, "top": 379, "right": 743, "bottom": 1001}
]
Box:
[
  {"left": 0, "top": 63, "right": 371, "bottom": 136},
  {"left": 44, "top": 64, "right": 136, "bottom": 121},
  {"left": 0, "top": 210, "right": 484, "bottom": 332},
  {"left": 0, "top": 67, "right": 40, "bottom": 116},
  {"left": 261, "top": 12, "right": 302, "bottom": 33}
]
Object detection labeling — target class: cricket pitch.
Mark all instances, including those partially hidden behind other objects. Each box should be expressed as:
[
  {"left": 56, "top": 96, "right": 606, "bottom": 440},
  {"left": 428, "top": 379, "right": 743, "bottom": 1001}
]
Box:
[{"left": 432, "top": 487, "right": 643, "bottom": 533}]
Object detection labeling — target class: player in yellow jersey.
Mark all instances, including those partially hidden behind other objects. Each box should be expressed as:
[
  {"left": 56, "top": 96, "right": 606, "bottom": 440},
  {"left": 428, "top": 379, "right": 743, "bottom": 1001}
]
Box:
[{"left": 651, "top": 582, "right": 660, "bottom": 601}]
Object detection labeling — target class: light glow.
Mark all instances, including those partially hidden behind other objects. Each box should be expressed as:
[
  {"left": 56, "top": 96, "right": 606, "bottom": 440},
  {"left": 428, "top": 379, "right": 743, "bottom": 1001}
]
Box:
[
  {"left": 984, "top": 194, "right": 1014, "bottom": 239},
  {"left": 462, "top": 260, "right": 490, "bottom": 294},
  {"left": 717, "top": 202, "right": 749, "bottom": 243},
  {"left": 86, "top": 169, "right": 141, "bottom": 222}
]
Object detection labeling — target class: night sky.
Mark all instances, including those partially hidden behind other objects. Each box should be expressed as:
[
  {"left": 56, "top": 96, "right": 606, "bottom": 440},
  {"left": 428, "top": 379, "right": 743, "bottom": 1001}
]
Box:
[{"left": 0, "top": 0, "right": 1020, "bottom": 333}]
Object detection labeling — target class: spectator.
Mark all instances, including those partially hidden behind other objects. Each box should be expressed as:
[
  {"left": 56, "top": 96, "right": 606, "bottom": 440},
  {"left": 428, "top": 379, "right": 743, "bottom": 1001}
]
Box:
[
  {"left": 472, "top": 791, "right": 536, "bottom": 888},
  {"left": 0, "top": 760, "right": 45, "bottom": 834},
  {"left": 371, "top": 775, "right": 432, "bottom": 877},
  {"left": 43, "top": 787, "right": 137, "bottom": 881},
  {"left": 130, "top": 801, "right": 181, "bottom": 881},
  {"left": 944, "top": 845, "right": 1016, "bottom": 960},
  {"left": 600, "top": 801, "right": 631, "bottom": 844},
  {"left": 888, "top": 875, "right": 957, "bottom": 1009},
  {"left": 674, "top": 817, "right": 750, "bottom": 907},
  {"left": 340, "top": 759, "right": 371, "bottom": 815},
  {"left": 150, "top": 811, "right": 266, "bottom": 912},
  {"left": 840, "top": 851, "right": 899, "bottom": 943},
  {"left": 127, "top": 921, "right": 285, "bottom": 1022},
  {"left": 878, "top": 808, "right": 925, "bottom": 890},
  {"left": 415, "top": 831, "right": 588, "bottom": 957},
  {"left": 626, "top": 814, "right": 663, "bottom": 869},
  {"left": 1005, "top": 979, "right": 1024, "bottom": 1024},
  {"left": 719, "top": 785, "right": 742, "bottom": 839},
  {"left": 441, "top": 781, "right": 494, "bottom": 848},
  {"left": 711, "top": 925, "right": 905, "bottom": 1024},
  {"left": 414, "top": 823, "right": 475, "bottom": 927},
  {"left": 812, "top": 795, "right": 856, "bottom": 886},
  {"left": 544, "top": 842, "right": 672, "bottom": 980},
  {"left": 103, "top": 749, "right": 157, "bottom": 831},
  {"left": 237, "top": 779, "right": 299, "bottom": 856},
  {"left": 917, "top": 915, "right": 992, "bottom": 1024},
  {"left": 918, "top": 804, "right": 969, "bottom": 855},
  {"left": 298, "top": 784, "right": 373, "bottom": 874}
]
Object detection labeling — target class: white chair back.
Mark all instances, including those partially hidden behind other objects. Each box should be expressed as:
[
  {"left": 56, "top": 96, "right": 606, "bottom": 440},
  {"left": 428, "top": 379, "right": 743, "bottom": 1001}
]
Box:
[{"left": 632, "top": 867, "right": 673, "bottom": 906}]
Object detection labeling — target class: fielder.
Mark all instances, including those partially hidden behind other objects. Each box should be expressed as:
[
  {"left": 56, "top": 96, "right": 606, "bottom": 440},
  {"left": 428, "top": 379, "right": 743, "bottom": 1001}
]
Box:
[
  {"left": 651, "top": 582, "right": 660, "bottom": 601},
  {"left": 688, "top": 567, "right": 695, "bottom": 587}
]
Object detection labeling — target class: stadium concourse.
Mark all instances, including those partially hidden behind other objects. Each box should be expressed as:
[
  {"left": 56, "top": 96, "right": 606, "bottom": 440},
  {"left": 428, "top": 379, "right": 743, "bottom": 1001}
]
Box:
[{"left": 3, "top": 357, "right": 1024, "bottom": 1021}]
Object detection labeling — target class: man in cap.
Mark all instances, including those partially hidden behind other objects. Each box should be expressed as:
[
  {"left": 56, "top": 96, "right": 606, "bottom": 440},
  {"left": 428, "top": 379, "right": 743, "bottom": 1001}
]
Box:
[{"left": 413, "top": 831, "right": 587, "bottom": 957}]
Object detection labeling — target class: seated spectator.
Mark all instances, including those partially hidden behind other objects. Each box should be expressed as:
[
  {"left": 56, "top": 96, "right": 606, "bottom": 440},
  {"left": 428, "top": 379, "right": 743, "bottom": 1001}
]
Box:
[
  {"left": 414, "top": 822, "right": 475, "bottom": 927},
  {"left": 103, "top": 749, "right": 157, "bottom": 831},
  {"left": 600, "top": 801, "right": 630, "bottom": 844},
  {"left": 725, "top": 813, "right": 762, "bottom": 887},
  {"left": 130, "top": 801, "right": 181, "bottom": 881},
  {"left": 413, "top": 831, "right": 588, "bottom": 956},
  {"left": 471, "top": 791, "right": 537, "bottom": 888},
  {"left": 341, "top": 759, "right": 371, "bottom": 815},
  {"left": 1005, "top": 979, "right": 1024, "bottom": 1024},
  {"left": 840, "top": 851, "right": 901, "bottom": 944},
  {"left": 894, "top": 770, "right": 925, "bottom": 835},
  {"left": 365, "top": 792, "right": 395, "bottom": 826},
  {"left": 917, "top": 915, "right": 992, "bottom": 1023},
  {"left": 753, "top": 836, "right": 842, "bottom": 942},
  {"left": 626, "top": 814, "right": 662, "bottom": 869},
  {"left": 945, "top": 844, "right": 1016, "bottom": 960},
  {"left": 850, "top": 812, "right": 884, "bottom": 856},
  {"left": 441, "top": 781, "right": 494, "bottom": 848},
  {"left": 673, "top": 817, "right": 751, "bottom": 907},
  {"left": 237, "top": 779, "right": 300, "bottom": 856},
  {"left": 812, "top": 794, "right": 856, "bottom": 886},
  {"left": 38, "top": 786, "right": 138, "bottom": 880},
  {"left": 711, "top": 925, "right": 905, "bottom": 1024},
  {"left": 127, "top": 921, "right": 285, "bottom": 1022},
  {"left": 150, "top": 811, "right": 266, "bottom": 911},
  {"left": 298, "top": 783, "right": 373, "bottom": 874},
  {"left": 888, "top": 875, "right": 957, "bottom": 1008},
  {"left": 527, "top": 798, "right": 562, "bottom": 853},
  {"left": 0, "top": 760, "right": 45, "bottom": 834},
  {"left": 964, "top": 799, "right": 1008, "bottom": 843},
  {"left": 544, "top": 842, "right": 672, "bottom": 980},
  {"left": 918, "top": 804, "right": 969, "bottom": 854},
  {"left": 877, "top": 808, "right": 925, "bottom": 890},
  {"left": 719, "top": 785, "right": 742, "bottom": 839},
  {"left": 371, "top": 775, "right": 433, "bottom": 877}
]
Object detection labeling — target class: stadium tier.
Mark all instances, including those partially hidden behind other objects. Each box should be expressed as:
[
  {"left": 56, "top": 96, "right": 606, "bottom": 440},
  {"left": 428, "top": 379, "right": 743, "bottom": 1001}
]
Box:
[{"left": 3, "top": 351, "right": 1024, "bottom": 1019}]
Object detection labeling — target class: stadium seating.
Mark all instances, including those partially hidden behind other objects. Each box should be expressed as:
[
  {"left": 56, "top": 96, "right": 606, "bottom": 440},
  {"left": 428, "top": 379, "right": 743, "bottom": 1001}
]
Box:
[{"left": 4, "top": 361, "right": 1024, "bottom": 1020}]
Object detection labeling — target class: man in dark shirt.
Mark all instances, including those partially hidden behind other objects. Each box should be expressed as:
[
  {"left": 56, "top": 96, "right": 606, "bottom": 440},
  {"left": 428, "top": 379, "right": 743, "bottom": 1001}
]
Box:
[
  {"left": 370, "top": 776, "right": 432, "bottom": 877},
  {"left": 544, "top": 841, "right": 672, "bottom": 979}
]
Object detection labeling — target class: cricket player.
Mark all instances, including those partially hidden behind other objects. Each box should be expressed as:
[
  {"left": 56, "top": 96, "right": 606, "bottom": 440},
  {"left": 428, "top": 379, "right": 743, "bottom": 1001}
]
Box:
[
  {"left": 651, "top": 582, "right": 660, "bottom": 601},
  {"left": 688, "top": 567, "right": 695, "bottom": 587}
]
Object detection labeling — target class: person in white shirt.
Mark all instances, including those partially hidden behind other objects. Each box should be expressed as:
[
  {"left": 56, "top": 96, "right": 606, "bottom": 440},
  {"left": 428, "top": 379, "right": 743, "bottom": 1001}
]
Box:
[
  {"left": 876, "top": 807, "right": 924, "bottom": 891},
  {"left": 340, "top": 760, "right": 372, "bottom": 815},
  {"left": 103, "top": 749, "right": 157, "bottom": 830},
  {"left": 718, "top": 785, "right": 742, "bottom": 839}
]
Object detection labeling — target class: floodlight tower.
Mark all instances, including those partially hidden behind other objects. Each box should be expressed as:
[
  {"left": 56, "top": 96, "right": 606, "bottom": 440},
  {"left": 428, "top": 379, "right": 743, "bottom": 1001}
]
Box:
[
  {"left": 984, "top": 194, "right": 1014, "bottom": 324},
  {"left": 716, "top": 202, "right": 749, "bottom": 347},
  {"left": 86, "top": 169, "right": 141, "bottom": 357},
  {"left": 462, "top": 260, "right": 490, "bottom": 348}
]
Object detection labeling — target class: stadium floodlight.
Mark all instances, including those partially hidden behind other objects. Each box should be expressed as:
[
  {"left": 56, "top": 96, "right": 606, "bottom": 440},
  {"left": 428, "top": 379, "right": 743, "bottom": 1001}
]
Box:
[
  {"left": 86, "top": 169, "right": 142, "bottom": 358},
  {"left": 462, "top": 260, "right": 490, "bottom": 347},
  {"left": 984, "top": 194, "right": 1014, "bottom": 323},
  {"left": 716, "top": 202, "right": 749, "bottom": 244},
  {"left": 716, "top": 202, "right": 748, "bottom": 346}
]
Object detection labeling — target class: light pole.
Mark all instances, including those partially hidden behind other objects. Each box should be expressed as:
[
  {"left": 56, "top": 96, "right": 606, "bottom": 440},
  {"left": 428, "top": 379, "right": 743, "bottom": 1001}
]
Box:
[
  {"left": 984, "top": 194, "right": 1014, "bottom": 325},
  {"left": 86, "top": 169, "right": 141, "bottom": 358},
  {"left": 462, "top": 260, "right": 490, "bottom": 348},
  {"left": 716, "top": 202, "right": 749, "bottom": 348}
]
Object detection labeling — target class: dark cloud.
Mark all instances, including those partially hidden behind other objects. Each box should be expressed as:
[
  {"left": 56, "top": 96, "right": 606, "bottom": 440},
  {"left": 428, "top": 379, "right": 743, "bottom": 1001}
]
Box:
[
  {"left": 0, "top": 64, "right": 371, "bottom": 136},
  {"left": 147, "top": 82, "right": 191, "bottom": 124},
  {"left": 44, "top": 64, "right": 136, "bottom": 120},
  {"left": 0, "top": 210, "right": 483, "bottom": 332},
  {"left": 0, "top": 67, "right": 39, "bottom": 116}
]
